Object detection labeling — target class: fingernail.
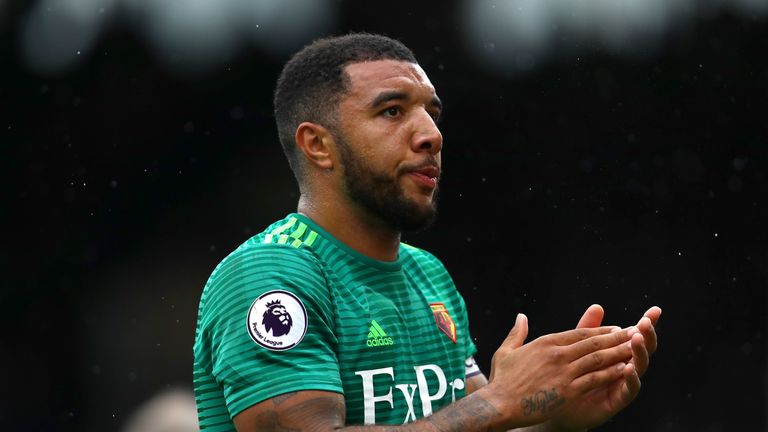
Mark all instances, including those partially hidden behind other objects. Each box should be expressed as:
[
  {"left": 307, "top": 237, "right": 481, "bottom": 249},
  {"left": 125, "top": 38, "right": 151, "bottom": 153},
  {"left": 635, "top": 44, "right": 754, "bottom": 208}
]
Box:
[
  {"left": 628, "top": 327, "right": 639, "bottom": 336},
  {"left": 617, "top": 362, "right": 626, "bottom": 371},
  {"left": 610, "top": 326, "right": 622, "bottom": 333}
]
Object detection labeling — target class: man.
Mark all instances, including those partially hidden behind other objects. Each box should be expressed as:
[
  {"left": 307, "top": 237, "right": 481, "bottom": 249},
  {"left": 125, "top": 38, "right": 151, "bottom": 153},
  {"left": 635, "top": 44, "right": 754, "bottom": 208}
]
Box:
[{"left": 193, "top": 33, "right": 661, "bottom": 431}]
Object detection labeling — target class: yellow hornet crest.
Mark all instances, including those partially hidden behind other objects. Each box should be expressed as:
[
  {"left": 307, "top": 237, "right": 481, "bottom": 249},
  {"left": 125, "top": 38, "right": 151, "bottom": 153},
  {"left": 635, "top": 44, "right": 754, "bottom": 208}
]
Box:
[{"left": 429, "top": 302, "right": 457, "bottom": 343}]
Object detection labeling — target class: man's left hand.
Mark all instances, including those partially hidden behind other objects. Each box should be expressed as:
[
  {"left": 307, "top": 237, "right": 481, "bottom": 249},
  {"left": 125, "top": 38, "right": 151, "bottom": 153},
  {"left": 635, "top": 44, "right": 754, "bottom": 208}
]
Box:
[{"left": 544, "top": 304, "right": 662, "bottom": 431}]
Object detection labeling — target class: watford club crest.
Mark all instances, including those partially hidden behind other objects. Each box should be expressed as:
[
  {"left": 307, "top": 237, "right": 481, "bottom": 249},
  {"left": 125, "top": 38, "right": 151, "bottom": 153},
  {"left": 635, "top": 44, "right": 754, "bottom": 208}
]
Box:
[{"left": 429, "top": 302, "right": 457, "bottom": 343}]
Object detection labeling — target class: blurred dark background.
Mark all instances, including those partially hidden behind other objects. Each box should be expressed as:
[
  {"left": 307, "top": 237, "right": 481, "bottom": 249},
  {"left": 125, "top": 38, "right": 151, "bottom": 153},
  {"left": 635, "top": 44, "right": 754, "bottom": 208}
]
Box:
[{"left": 1, "top": 0, "right": 766, "bottom": 430}]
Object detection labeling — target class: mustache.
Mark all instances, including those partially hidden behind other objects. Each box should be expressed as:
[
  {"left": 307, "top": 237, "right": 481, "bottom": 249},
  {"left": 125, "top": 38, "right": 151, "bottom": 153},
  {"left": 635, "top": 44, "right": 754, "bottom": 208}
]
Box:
[{"left": 399, "top": 156, "right": 441, "bottom": 176}]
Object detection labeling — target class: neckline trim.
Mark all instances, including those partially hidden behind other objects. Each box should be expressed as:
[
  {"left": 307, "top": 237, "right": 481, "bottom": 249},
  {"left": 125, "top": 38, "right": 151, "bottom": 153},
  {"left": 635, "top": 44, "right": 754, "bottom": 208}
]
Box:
[{"left": 291, "top": 213, "right": 404, "bottom": 271}]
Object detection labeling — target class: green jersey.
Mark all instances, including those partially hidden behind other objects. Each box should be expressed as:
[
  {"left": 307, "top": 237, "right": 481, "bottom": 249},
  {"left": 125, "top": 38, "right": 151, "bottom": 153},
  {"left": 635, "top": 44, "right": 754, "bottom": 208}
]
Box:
[{"left": 193, "top": 213, "right": 478, "bottom": 430}]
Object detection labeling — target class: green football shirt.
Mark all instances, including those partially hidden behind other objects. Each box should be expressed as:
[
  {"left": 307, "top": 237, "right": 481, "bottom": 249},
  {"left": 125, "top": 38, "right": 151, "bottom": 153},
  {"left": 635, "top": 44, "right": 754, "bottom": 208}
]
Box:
[{"left": 193, "top": 213, "right": 478, "bottom": 430}]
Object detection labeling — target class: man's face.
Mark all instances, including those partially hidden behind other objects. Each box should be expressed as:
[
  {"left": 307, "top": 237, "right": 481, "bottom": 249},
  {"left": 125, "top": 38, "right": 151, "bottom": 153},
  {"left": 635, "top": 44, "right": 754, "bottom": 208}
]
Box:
[{"left": 332, "top": 60, "right": 444, "bottom": 231}]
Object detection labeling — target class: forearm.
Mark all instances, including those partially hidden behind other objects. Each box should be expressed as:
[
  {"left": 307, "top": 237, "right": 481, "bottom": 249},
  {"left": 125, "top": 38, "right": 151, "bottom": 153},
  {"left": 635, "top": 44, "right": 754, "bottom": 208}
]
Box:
[
  {"left": 341, "top": 390, "right": 502, "bottom": 432},
  {"left": 341, "top": 394, "right": 582, "bottom": 432}
]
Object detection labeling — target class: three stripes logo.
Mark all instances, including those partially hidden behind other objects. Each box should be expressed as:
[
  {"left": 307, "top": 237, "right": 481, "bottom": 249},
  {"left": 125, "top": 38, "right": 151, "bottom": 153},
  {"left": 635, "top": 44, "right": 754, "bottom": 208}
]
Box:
[{"left": 366, "top": 320, "right": 394, "bottom": 347}]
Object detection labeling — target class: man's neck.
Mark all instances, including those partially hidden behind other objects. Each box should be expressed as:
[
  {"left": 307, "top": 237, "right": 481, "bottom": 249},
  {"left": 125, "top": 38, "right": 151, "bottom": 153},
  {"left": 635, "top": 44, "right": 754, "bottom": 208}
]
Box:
[{"left": 297, "top": 194, "right": 401, "bottom": 262}]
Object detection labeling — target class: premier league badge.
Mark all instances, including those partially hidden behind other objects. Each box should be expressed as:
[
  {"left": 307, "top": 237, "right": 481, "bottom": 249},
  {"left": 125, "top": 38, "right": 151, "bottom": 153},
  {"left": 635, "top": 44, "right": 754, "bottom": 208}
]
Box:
[{"left": 247, "top": 290, "right": 308, "bottom": 351}]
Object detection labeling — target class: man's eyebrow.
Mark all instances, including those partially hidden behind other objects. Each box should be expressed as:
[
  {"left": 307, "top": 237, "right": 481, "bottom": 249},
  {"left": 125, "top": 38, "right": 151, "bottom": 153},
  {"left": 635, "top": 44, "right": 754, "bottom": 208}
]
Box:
[
  {"left": 369, "top": 91, "right": 443, "bottom": 111},
  {"left": 369, "top": 91, "right": 408, "bottom": 109}
]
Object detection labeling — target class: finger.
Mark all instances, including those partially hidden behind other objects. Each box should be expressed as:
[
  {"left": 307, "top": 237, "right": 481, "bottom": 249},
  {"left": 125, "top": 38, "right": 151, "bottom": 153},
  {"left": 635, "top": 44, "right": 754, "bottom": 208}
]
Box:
[
  {"left": 629, "top": 332, "right": 650, "bottom": 376},
  {"left": 637, "top": 316, "right": 658, "bottom": 355},
  {"left": 549, "top": 326, "right": 621, "bottom": 346},
  {"left": 502, "top": 313, "right": 529, "bottom": 348},
  {"left": 576, "top": 304, "right": 604, "bottom": 329},
  {"left": 570, "top": 361, "right": 627, "bottom": 394},
  {"left": 643, "top": 306, "right": 662, "bottom": 326},
  {"left": 566, "top": 327, "right": 633, "bottom": 361},
  {"left": 618, "top": 362, "right": 641, "bottom": 407},
  {"left": 569, "top": 337, "right": 633, "bottom": 376}
]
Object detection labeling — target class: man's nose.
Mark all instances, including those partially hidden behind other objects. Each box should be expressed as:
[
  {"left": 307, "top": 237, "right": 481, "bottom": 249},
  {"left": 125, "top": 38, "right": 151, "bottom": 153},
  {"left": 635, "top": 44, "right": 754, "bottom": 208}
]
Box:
[{"left": 411, "top": 110, "right": 443, "bottom": 154}]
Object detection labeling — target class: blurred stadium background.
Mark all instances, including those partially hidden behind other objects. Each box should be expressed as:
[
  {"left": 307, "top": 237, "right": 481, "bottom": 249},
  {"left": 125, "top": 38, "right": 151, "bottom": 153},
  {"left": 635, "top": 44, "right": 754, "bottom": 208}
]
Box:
[{"left": 1, "top": 0, "right": 766, "bottom": 430}]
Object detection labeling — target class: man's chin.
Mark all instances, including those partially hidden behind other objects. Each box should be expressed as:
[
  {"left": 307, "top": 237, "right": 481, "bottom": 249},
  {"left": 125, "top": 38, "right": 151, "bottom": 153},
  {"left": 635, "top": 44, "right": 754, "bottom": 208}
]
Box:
[{"left": 397, "top": 204, "right": 438, "bottom": 232}]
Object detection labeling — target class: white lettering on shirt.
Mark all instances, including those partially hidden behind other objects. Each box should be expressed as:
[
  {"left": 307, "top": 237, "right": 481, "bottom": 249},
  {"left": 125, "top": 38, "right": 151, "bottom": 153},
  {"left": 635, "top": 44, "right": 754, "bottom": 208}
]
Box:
[
  {"left": 355, "top": 364, "right": 463, "bottom": 424},
  {"left": 355, "top": 367, "right": 394, "bottom": 424}
]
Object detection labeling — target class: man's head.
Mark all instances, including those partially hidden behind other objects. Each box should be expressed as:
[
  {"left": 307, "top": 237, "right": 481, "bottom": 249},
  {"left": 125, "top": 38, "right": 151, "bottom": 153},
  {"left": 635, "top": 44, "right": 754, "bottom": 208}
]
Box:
[
  {"left": 274, "top": 34, "right": 443, "bottom": 231},
  {"left": 274, "top": 33, "right": 417, "bottom": 178}
]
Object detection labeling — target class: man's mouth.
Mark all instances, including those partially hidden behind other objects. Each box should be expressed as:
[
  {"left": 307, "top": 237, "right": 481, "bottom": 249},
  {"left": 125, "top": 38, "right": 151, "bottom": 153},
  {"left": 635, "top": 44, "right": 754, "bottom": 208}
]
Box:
[{"left": 406, "top": 165, "right": 440, "bottom": 189}]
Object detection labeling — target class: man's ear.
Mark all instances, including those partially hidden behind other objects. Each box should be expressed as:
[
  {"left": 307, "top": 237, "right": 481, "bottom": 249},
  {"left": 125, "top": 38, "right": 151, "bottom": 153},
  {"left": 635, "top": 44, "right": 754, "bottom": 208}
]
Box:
[{"left": 295, "top": 122, "right": 334, "bottom": 170}]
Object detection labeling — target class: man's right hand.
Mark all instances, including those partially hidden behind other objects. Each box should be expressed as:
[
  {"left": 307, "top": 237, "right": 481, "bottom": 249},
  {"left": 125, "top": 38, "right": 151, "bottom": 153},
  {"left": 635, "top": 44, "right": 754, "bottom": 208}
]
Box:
[{"left": 481, "top": 313, "right": 633, "bottom": 430}]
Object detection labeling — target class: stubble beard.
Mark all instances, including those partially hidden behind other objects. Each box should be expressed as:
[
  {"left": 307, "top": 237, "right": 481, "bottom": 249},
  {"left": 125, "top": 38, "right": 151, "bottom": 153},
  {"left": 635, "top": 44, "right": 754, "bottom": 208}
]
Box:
[{"left": 335, "top": 133, "right": 439, "bottom": 232}]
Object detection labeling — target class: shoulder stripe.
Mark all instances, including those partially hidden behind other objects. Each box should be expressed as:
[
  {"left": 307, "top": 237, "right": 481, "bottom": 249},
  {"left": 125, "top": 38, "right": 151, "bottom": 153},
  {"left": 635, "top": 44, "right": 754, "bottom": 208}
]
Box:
[
  {"left": 291, "top": 222, "right": 307, "bottom": 240},
  {"left": 272, "top": 217, "right": 297, "bottom": 235},
  {"left": 305, "top": 231, "right": 318, "bottom": 246},
  {"left": 261, "top": 217, "right": 319, "bottom": 250}
]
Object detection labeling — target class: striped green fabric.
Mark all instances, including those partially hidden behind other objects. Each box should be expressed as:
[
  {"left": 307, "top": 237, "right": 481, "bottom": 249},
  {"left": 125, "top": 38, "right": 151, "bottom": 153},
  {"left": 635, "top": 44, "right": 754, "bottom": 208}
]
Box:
[{"left": 193, "top": 213, "right": 477, "bottom": 429}]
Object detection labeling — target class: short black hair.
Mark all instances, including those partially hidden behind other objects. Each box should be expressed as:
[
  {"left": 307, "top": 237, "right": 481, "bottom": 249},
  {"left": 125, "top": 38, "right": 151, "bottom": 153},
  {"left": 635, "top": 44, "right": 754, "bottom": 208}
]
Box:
[{"left": 273, "top": 33, "right": 418, "bottom": 183}]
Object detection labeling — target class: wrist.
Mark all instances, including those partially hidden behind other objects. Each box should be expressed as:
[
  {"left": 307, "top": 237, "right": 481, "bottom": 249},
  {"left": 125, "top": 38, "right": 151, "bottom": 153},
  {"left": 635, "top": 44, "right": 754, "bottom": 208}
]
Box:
[{"left": 473, "top": 384, "right": 531, "bottom": 432}]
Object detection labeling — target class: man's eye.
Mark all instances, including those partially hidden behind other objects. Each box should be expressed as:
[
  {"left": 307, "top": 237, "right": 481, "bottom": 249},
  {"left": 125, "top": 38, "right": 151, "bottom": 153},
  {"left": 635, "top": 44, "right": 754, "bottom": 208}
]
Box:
[{"left": 383, "top": 107, "right": 400, "bottom": 117}]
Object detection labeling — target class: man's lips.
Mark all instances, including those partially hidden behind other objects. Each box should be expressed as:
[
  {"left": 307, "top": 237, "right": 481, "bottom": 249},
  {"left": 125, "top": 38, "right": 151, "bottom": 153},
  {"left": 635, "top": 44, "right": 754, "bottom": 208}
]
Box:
[{"left": 405, "top": 165, "right": 440, "bottom": 189}]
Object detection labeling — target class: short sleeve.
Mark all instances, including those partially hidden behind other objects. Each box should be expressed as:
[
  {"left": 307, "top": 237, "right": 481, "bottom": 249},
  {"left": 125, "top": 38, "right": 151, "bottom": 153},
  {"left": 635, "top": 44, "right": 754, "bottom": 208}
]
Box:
[{"left": 201, "top": 245, "right": 343, "bottom": 418}]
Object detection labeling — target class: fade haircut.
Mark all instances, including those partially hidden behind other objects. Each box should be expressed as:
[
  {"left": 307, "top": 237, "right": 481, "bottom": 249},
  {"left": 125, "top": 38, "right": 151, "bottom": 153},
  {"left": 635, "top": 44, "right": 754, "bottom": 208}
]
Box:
[{"left": 273, "top": 33, "right": 417, "bottom": 184}]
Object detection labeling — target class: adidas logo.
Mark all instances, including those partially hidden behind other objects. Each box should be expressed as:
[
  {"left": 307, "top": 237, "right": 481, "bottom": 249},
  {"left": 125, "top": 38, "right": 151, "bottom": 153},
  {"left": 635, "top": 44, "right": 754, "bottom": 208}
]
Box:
[{"left": 366, "top": 320, "right": 394, "bottom": 347}]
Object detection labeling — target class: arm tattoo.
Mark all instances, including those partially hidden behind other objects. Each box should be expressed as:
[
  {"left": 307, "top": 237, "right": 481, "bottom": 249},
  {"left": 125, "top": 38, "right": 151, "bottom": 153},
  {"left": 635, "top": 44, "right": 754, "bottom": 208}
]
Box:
[
  {"left": 520, "top": 388, "right": 565, "bottom": 417},
  {"left": 247, "top": 391, "right": 501, "bottom": 432},
  {"left": 251, "top": 391, "right": 345, "bottom": 431},
  {"left": 346, "top": 393, "right": 500, "bottom": 432},
  {"left": 417, "top": 393, "right": 499, "bottom": 432}
]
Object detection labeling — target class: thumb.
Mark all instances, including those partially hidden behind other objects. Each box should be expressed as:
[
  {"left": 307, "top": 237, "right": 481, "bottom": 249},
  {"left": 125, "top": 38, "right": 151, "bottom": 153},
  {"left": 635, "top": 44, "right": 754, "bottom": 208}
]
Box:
[{"left": 504, "top": 313, "right": 529, "bottom": 348}]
